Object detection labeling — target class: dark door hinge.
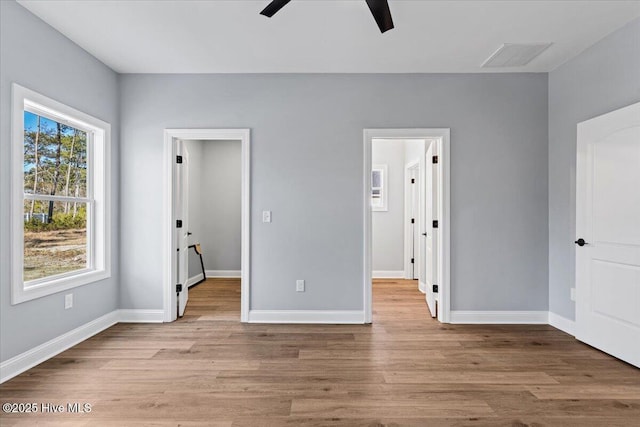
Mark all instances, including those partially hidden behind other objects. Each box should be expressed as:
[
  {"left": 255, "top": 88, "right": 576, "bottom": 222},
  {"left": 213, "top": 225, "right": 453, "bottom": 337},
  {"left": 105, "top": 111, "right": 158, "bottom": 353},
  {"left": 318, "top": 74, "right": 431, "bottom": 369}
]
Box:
[
  {"left": 432, "top": 220, "right": 438, "bottom": 228},
  {"left": 176, "top": 284, "right": 183, "bottom": 293},
  {"left": 411, "top": 218, "right": 415, "bottom": 224},
  {"left": 432, "top": 155, "right": 438, "bottom": 164},
  {"left": 176, "top": 155, "right": 183, "bottom": 164},
  {"left": 411, "top": 178, "right": 415, "bottom": 184},
  {"left": 176, "top": 220, "right": 183, "bottom": 228},
  {"left": 411, "top": 258, "right": 414, "bottom": 264},
  {"left": 433, "top": 284, "right": 438, "bottom": 293}
]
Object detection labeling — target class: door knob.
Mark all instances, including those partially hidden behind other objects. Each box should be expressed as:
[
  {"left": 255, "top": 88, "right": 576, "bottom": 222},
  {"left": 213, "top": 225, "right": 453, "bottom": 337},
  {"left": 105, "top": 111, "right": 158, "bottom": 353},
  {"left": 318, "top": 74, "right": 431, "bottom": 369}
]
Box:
[
  {"left": 422, "top": 233, "right": 427, "bottom": 236},
  {"left": 574, "top": 238, "right": 588, "bottom": 247}
]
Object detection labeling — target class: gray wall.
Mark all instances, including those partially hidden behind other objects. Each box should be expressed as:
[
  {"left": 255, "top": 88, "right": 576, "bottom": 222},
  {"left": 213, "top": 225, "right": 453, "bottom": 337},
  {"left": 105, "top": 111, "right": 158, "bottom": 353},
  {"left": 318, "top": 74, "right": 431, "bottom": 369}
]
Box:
[
  {"left": 197, "top": 140, "right": 242, "bottom": 272},
  {"left": 119, "top": 73, "right": 549, "bottom": 312},
  {"left": 548, "top": 18, "right": 640, "bottom": 320},
  {"left": 184, "top": 139, "right": 241, "bottom": 279},
  {"left": 0, "top": 0, "right": 120, "bottom": 361},
  {"left": 184, "top": 140, "right": 205, "bottom": 281},
  {"left": 372, "top": 139, "right": 405, "bottom": 272}
]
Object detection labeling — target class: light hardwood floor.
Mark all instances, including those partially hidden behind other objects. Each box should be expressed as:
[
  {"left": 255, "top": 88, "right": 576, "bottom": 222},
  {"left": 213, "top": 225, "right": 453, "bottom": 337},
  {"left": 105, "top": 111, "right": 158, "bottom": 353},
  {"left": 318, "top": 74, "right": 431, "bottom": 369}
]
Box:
[{"left": 1, "top": 278, "right": 639, "bottom": 426}]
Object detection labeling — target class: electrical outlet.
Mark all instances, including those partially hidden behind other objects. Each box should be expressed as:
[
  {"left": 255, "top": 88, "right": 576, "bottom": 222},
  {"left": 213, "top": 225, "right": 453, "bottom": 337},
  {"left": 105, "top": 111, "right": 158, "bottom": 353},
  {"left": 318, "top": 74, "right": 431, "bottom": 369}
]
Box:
[
  {"left": 65, "top": 293, "right": 73, "bottom": 310},
  {"left": 262, "top": 210, "right": 272, "bottom": 223},
  {"left": 570, "top": 287, "right": 576, "bottom": 302},
  {"left": 296, "top": 280, "right": 305, "bottom": 292}
]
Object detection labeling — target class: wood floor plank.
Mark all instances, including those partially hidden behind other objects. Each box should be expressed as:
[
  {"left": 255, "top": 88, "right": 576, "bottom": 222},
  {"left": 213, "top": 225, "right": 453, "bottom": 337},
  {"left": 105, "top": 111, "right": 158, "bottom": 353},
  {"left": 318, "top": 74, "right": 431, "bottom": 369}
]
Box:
[
  {"left": 384, "top": 370, "right": 560, "bottom": 384},
  {"left": 100, "top": 359, "right": 260, "bottom": 371},
  {"left": 289, "top": 397, "right": 495, "bottom": 418},
  {"left": 527, "top": 384, "right": 640, "bottom": 400},
  {"left": 1, "top": 278, "right": 639, "bottom": 426},
  {"left": 50, "top": 348, "right": 160, "bottom": 359}
]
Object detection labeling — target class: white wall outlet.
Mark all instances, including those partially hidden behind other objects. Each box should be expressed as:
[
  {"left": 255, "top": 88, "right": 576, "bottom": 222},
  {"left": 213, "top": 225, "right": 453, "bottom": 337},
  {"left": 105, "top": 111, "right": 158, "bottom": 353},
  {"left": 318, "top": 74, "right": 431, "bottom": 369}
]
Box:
[
  {"left": 570, "top": 287, "right": 576, "bottom": 302},
  {"left": 262, "top": 210, "right": 272, "bottom": 223},
  {"left": 64, "top": 293, "right": 73, "bottom": 310},
  {"left": 296, "top": 279, "right": 305, "bottom": 292}
]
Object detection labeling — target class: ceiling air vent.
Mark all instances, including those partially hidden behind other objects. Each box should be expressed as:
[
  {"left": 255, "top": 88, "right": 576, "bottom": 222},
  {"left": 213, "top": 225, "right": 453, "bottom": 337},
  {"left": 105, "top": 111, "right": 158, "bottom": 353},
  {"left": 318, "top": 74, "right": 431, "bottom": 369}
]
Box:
[{"left": 481, "top": 43, "right": 552, "bottom": 68}]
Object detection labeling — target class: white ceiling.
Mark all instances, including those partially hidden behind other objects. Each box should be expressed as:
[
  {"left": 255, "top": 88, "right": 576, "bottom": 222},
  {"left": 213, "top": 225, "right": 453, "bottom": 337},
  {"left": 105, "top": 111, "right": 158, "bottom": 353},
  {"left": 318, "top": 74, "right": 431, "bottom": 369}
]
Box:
[{"left": 17, "top": 0, "right": 640, "bottom": 74}]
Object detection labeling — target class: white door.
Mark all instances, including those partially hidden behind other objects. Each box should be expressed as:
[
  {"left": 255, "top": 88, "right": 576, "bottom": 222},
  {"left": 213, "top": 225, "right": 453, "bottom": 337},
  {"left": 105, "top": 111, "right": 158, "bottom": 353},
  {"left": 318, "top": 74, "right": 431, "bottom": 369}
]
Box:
[
  {"left": 176, "top": 140, "right": 190, "bottom": 317},
  {"left": 576, "top": 101, "right": 640, "bottom": 368},
  {"left": 424, "top": 142, "right": 438, "bottom": 317},
  {"left": 410, "top": 169, "right": 419, "bottom": 279}
]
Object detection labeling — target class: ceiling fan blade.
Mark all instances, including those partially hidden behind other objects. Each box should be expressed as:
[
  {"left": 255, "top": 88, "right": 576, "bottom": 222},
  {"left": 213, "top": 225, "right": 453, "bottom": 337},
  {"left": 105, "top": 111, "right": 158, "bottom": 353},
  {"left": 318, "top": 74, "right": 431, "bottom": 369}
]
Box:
[
  {"left": 260, "top": 0, "right": 292, "bottom": 18},
  {"left": 365, "top": 0, "right": 394, "bottom": 33}
]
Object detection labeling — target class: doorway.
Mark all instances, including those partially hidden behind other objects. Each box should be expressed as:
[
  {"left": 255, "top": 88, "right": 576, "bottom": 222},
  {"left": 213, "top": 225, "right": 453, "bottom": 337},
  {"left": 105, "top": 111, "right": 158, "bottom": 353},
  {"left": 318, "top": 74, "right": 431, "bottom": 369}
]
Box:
[
  {"left": 162, "top": 129, "right": 251, "bottom": 323},
  {"left": 364, "top": 129, "right": 450, "bottom": 323}
]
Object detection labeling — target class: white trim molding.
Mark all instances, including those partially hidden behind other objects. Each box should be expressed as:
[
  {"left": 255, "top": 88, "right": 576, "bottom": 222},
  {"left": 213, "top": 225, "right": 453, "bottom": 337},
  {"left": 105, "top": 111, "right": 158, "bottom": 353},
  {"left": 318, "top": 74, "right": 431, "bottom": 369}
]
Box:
[
  {"left": 548, "top": 312, "right": 576, "bottom": 336},
  {"left": 248, "top": 310, "right": 365, "bottom": 324},
  {"left": 187, "top": 273, "right": 205, "bottom": 287},
  {"left": 0, "top": 310, "right": 119, "bottom": 384},
  {"left": 118, "top": 309, "right": 165, "bottom": 323},
  {"left": 372, "top": 270, "right": 405, "bottom": 279},
  {"left": 163, "top": 129, "right": 251, "bottom": 323},
  {"left": 450, "top": 311, "right": 549, "bottom": 324},
  {"left": 206, "top": 270, "right": 241, "bottom": 278},
  {"left": 418, "top": 281, "right": 426, "bottom": 293}
]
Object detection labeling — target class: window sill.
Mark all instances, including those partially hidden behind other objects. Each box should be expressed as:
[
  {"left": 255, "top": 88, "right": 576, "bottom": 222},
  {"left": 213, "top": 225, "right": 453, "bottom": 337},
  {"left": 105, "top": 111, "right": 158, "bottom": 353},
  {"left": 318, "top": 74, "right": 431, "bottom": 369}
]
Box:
[{"left": 11, "top": 269, "right": 111, "bottom": 305}]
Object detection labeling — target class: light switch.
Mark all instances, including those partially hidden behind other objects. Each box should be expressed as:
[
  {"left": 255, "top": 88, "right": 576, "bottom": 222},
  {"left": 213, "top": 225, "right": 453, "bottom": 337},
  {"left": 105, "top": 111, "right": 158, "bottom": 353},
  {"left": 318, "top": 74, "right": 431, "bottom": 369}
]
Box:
[{"left": 262, "top": 211, "right": 272, "bottom": 223}]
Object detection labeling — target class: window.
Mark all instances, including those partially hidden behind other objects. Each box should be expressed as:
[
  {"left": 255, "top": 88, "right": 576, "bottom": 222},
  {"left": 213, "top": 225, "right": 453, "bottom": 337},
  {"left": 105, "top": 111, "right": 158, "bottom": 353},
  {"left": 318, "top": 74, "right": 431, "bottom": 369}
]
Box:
[
  {"left": 11, "top": 84, "right": 110, "bottom": 304},
  {"left": 371, "top": 164, "right": 388, "bottom": 211}
]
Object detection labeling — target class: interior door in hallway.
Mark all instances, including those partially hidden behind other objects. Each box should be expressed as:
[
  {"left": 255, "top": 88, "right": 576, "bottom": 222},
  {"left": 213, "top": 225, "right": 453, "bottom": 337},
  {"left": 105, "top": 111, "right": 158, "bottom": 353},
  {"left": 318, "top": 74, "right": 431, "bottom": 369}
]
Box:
[
  {"left": 409, "top": 168, "right": 419, "bottom": 279},
  {"left": 424, "top": 142, "right": 438, "bottom": 318},
  {"left": 176, "top": 140, "right": 190, "bottom": 317},
  {"left": 575, "top": 101, "right": 640, "bottom": 368}
]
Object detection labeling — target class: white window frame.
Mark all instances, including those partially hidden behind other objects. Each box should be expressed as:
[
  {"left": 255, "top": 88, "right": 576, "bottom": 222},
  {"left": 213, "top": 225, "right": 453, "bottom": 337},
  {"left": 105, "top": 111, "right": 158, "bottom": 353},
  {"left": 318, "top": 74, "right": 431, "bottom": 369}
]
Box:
[
  {"left": 371, "top": 164, "right": 388, "bottom": 211},
  {"left": 11, "top": 84, "right": 111, "bottom": 304}
]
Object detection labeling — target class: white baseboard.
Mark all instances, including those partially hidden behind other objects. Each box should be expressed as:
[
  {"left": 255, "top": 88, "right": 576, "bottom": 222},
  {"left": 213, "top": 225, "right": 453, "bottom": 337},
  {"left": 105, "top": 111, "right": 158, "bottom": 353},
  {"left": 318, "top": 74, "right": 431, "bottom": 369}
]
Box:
[
  {"left": 187, "top": 273, "right": 205, "bottom": 288},
  {"left": 450, "top": 310, "right": 549, "bottom": 324},
  {"left": 548, "top": 312, "right": 576, "bottom": 336},
  {"left": 372, "top": 270, "right": 405, "bottom": 279},
  {"left": 118, "top": 309, "right": 165, "bottom": 323},
  {"left": 418, "top": 281, "right": 426, "bottom": 293},
  {"left": 206, "top": 270, "right": 241, "bottom": 278},
  {"left": 248, "top": 310, "right": 365, "bottom": 324},
  {"left": 0, "top": 310, "right": 119, "bottom": 384}
]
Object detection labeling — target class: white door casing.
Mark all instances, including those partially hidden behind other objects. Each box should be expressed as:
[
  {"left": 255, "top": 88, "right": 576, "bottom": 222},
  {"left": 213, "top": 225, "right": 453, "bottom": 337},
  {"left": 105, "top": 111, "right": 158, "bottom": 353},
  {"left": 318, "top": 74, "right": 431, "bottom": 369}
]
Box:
[
  {"left": 176, "top": 140, "right": 190, "bottom": 317},
  {"left": 424, "top": 141, "right": 438, "bottom": 317},
  {"left": 575, "top": 101, "right": 640, "bottom": 368}
]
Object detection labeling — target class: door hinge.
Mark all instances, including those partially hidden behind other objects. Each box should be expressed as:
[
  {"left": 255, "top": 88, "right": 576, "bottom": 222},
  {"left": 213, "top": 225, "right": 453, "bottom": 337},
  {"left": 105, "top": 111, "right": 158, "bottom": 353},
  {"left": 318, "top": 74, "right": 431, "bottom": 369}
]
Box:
[
  {"left": 176, "top": 284, "right": 183, "bottom": 293},
  {"left": 411, "top": 218, "right": 415, "bottom": 224},
  {"left": 432, "top": 155, "right": 438, "bottom": 164},
  {"left": 432, "top": 220, "right": 438, "bottom": 228},
  {"left": 176, "top": 220, "right": 183, "bottom": 228},
  {"left": 411, "top": 258, "right": 414, "bottom": 264},
  {"left": 432, "top": 284, "right": 438, "bottom": 293},
  {"left": 411, "top": 178, "right": 415, "bottom": 184},
  {"left": 176, "top": 155, "right": 183, "bottom": 164}
]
